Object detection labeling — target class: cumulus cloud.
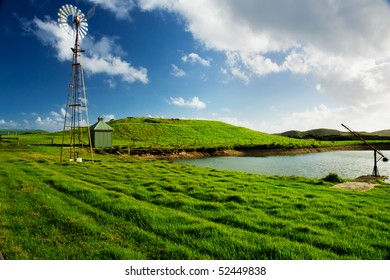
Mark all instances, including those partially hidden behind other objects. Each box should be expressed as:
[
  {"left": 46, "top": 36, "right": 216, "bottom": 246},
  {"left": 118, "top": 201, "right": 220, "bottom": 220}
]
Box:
[
  {"left": 20, "top": 16, "right": 148, "bottom": 85},
  {"left": 181, "top": 53, "right": 211, "bottom": 67},
  {"left": 85, "top": 35, "right": 127, "bottom": 57},
  {"left": 171, "top": 64, "right": 187, "bottom": 77},
  {"left": 50, "top": 110, "right": 65, "bottom": 122},
  {"left": 138, "top": 0, "right": 390, "bottom": 109},
  {"left": 0, "top": 109, "right": 111, "bottom": 132},
  {"left": 85, "top": 0, "right": 136, "bottom": 20},
  {"left": 169, "top": 96, "right": 206, "bottom": 110},
  {"left": 253, "top": 103, "right": 390, "bottom": 133},
  {"left": 0, "top": 119, "right": 19, "bottom": 129},
  {"left": 13, "top": 109, "right": 114, "bottom": 132},
  {"left": 218, "top": 117, "right": 254, "bottom": 130},
  {"left": 0, "top": 110, "right": 66, "bottom": 131},
  {"left": 105, "top": 79, "right": 117, "bottom": 88},
  {"left": 280, "top": 104, "right": 351, "bottom": 131},
  {"left": 102, "top": 114, "right": 115, "bottom": 121},
  {"left": 33, "top": 109, "right": 67, "bottom": 131},
  {"left": 83, "top": 54, "right": 148, "bottom": 84},
  {"left": 35, "top": 116, "right": 59, "bottom": 128}
]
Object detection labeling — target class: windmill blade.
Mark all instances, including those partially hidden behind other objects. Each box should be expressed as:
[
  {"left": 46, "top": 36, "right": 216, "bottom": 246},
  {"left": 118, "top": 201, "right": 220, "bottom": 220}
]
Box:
[{"left": 87, "top": 5, "right": 96, "bottom": 20}]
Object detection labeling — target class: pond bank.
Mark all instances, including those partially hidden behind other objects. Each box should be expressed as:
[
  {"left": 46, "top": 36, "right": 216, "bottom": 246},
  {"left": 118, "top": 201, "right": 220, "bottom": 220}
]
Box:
[{"left": 139, "top": 143, "right": 390, "bottom": 160}]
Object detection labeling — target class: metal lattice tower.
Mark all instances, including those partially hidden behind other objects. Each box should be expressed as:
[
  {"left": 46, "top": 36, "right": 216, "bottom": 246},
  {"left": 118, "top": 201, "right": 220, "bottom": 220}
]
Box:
[{"left": 58, "top": 4, "right": 93, "bottom": 161}]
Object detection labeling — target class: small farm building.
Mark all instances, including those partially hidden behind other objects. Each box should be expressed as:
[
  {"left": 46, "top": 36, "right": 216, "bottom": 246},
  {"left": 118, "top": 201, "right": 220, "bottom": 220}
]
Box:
[{"left": 90, "top": 117, "right": 113, "bottom": 148}]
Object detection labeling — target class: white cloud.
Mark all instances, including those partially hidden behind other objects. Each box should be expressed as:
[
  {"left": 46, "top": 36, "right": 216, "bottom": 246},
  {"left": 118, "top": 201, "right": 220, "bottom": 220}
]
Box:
[
  {"left": 218, "top": 117, "right": 254, "bottom": 130},
  {"left": 105, "top": 79, "right": 117, "bottom": 88},
  {"left": 102, "top": 114, "right": 115, "bottom": 121},
  {"left": 181, "top": 53, "right": 211, "bottom": 67},
  {"left": 224, "top": 51, "right": 282, "bottom": 82},
  {"left": 13, "top": 109, "right": 114, "bottom": 132},
  {"left": 0, "top": 109, "right": 89, "bottom": 132},
  {"left": 229, "top": 67, "right": 250, "bottom": 85},
  {"left": 171, "top": 64, "right": 187, "bottom": 77},
  {"left": 85, "top": 35, "right": 127, "bottom": 57},
  {"left": 0, "top": 113, "right": 63, "bottom": 131},
  {"left": 169, "top": 96, "right": 206, "bottom": 110},
  {"left": 22, "top": 16, "right": 149, "bottom": 85},
  {"left": 0, "top": 119, "right": 18, "bottom": 129},
  {"left": 316, "top": 84, "right": 324, "bottom": 93},
  {"left": 83, "top": 54, "right": 148, "bottom": 84},
  {"left": 50, "top": 110, "right": 64, "bottom": 122},
  {"left": 0, "top": 110, "right": 111, "bottom": 132},
  {"left": 138, "top": 0, "right": 390, "bottom": 108},
  {"left": 34, "top": 109, "right": 66, "bottom": 131},
  {"left": 280, "top": 104, "right": 350, "bottom": 131},
  {"left": 85, "top": 0, "right": 136, "bottom": 20},
  {"left": 256, "top": 103, "right": 390, "bottom": 133}
]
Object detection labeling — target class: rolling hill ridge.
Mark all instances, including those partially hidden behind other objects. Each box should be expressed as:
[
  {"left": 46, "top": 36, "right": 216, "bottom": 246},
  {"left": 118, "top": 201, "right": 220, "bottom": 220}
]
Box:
[
  {"left": 278, "top": 128, "right": 390, "bottom": 140},
  {"left": 106, "top": 117, "right": 313, "bottom": 150}
]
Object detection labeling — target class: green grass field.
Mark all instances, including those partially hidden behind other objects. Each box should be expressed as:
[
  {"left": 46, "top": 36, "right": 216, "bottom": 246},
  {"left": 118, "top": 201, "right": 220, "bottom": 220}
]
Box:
[{"left": 1, "top": 145, "right": 390, "bottom": 260}]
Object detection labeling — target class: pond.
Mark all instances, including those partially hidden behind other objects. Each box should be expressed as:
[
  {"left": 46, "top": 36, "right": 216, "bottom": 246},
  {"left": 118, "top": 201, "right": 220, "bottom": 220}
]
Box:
[{"left": 177, "top": 150, "right": 390, "bottom": 179}]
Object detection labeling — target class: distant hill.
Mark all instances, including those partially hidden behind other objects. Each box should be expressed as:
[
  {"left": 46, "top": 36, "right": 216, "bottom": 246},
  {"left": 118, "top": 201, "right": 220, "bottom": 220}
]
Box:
[
  {"left": 278, "top": 128, "right": 390, "bottom": 140},
  {"left": 371, "top": 129, "right": 390, "bottom": 136},
  {"left": 0, "top": 129, "right": 47, "bottom": 135},
  {"left": 279, "top": 128, "right": 347, "bottom": 138}
]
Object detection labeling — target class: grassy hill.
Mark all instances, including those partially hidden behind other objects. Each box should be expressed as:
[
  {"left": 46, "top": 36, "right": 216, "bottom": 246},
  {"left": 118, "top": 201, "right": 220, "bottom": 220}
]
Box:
[
  {"left": 98, "top": 118, "right": 390, "bottom": 152},
  {"left": 108, "top": 117, "right": 315, "bottom": 151},
  {"left": 11, "top": 117, "right": 314, "bottom": 150},
  {"left": 279, "top": 128, "right": 390, "bottom": 141},
  {"left": 109, "top": 117, "right": 291, "bottom": 145}
]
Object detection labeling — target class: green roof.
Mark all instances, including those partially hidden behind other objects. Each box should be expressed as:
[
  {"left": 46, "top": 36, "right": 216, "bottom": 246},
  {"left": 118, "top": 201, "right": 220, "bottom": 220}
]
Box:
[{"left": 91, "top": 117, "right": 113, "bottom": 131}]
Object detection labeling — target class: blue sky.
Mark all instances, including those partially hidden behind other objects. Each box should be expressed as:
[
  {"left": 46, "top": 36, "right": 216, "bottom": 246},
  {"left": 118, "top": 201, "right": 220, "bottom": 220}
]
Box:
[{"left": 2, "top": 0, "right": 390, "bottom": 133}]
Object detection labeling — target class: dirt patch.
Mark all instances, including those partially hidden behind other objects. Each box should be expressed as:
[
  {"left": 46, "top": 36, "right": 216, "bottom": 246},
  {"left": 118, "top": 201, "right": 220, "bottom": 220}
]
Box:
[
  {"left": 353, "top": 175, "right": 388, "bottom": 183},
  {"left": 332, "top": 181, "right": 376, "bottom": 191},
  {"left": 139, "top": 151, "right": 211, "bottom": 160},
  {"left": 332, "top": 175, "right": 388, "bottom": 191}
]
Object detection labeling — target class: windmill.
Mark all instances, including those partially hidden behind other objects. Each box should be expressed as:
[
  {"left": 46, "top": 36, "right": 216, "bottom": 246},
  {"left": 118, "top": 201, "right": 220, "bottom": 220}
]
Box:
[{"left": 58, "top": 4, "right": 93, "bottom": 162}]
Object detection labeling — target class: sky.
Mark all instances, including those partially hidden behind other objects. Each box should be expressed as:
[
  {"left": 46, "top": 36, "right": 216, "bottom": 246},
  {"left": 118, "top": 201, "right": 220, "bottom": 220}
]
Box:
[{"left": 2, "top": 0, "right": 390, "bottom": 133}]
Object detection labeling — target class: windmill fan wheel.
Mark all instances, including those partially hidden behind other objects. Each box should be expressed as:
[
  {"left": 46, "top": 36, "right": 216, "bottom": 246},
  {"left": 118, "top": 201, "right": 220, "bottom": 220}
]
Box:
[{"left": 58, "top": 4, "right": 88, "bottom": 38}]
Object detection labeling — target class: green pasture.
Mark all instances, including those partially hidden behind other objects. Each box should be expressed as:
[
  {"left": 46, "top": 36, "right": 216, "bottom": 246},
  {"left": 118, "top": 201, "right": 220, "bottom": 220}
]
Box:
[
  {"left": 1, "top": 145, "right": 390, "bottom": 259},
  {"left": 8, "top": 117, "right": 387, "bottom": 152}
]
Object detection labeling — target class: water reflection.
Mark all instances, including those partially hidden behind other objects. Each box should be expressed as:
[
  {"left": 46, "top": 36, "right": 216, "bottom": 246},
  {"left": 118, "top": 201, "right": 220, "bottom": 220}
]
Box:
[{"left": 177, "top": 150, "right": 390, "bottom": 179}]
